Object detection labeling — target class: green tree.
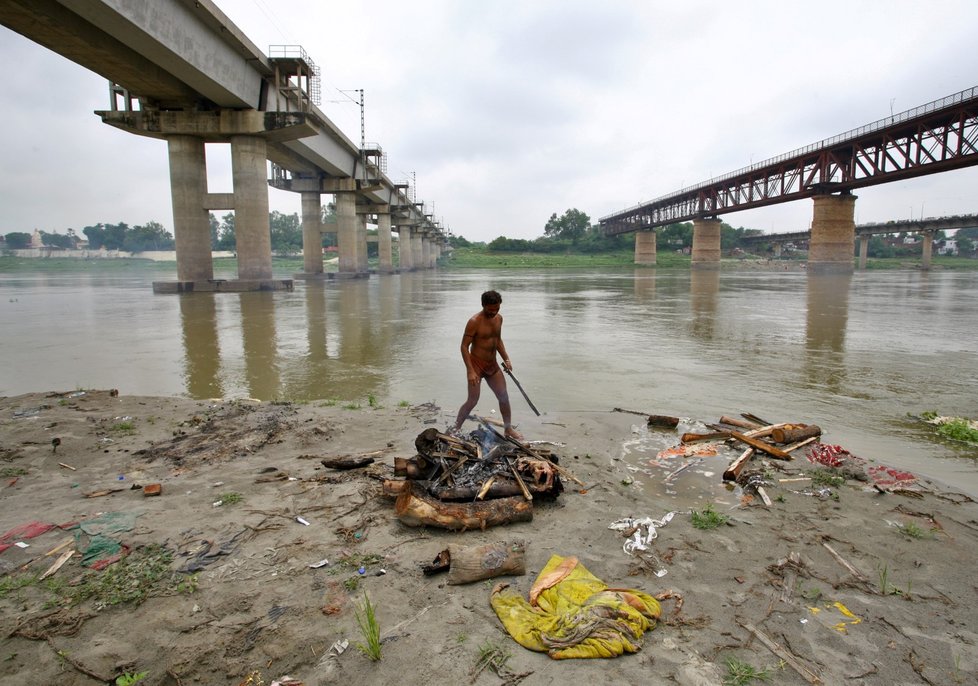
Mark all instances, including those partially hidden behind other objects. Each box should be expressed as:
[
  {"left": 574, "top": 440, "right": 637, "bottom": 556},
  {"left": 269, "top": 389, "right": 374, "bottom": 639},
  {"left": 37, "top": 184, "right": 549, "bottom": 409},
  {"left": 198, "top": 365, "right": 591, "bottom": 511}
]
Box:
[
  {"left": 123, "top": 221, "right": 173, "bottom": 252},
  {"left": 269, "top": 211, "right": 302, "bottom": 254},
  {"left": 656, "top": 222, "right": 693, "bottom": 250},
  {"left": 544, "top": 208, "right": 591, "bottom": 242},
  {"left": 216, "top": 213, "right": 236, "bottom": 251},
  {"left": 40, "top": 230, "right": 75, "bottom": 249},
  {"left": 321, "top": 202, "right": 337, "bottom": 248},
  {"left": 4, "top": 232, "right": 31, "bottom": 249},
  {"left": 209, "top": 213, "right": 220, "bottom": 249},
  {"left": 82, "top": 223, "right": 106, "bottom": 249},
  {"left": 955, "top": 236, "right": 974, "bottom": 255}
]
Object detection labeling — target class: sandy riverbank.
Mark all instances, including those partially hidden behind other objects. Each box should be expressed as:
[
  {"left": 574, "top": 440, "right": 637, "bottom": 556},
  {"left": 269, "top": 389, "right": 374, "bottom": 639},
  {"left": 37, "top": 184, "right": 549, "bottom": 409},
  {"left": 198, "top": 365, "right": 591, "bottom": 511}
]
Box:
[{"left": 1, "top": 390, "right": 976, "bottom": 685}]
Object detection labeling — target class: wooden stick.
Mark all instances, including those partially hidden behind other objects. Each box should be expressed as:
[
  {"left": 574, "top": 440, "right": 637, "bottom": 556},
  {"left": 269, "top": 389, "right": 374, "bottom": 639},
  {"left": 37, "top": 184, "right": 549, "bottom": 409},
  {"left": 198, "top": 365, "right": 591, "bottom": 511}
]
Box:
[
  {"left": 508, "top": 461, "right": 533, "bottom": 501},
  {"left": 783, "top": 436, "right": 819, "bottom": 453},
  {"left": 475, "top": 476, "right": 496, "bottom": 501},
  {"left": 728, "top": 431, "right": 791, "bottom": 460},
  {"left": 723, "top": 448, "right": 755, "bottom": 482},
  {"left": 39, "top": 550, "right": 74, "bottom": 580},
  {"left": 756, "top": 486, "right": 772, "bottom": 506},
  {"left": 739, "top": 622, "right": 821, "bottom": 684},
  {"left": 719, "top": 415, "right": 762, "bottom": 429},
  {"left": 771, "top": 425, "right": 821, "bottom": 444},
  {"left": 821, "top": 542, "right": 868, "bottom": 582},
  {"left": 741, "top": 412, "right": 774, "bottom": 427},
  {"left": 58, "top": 462, "right": 76, "bottom": 471}
]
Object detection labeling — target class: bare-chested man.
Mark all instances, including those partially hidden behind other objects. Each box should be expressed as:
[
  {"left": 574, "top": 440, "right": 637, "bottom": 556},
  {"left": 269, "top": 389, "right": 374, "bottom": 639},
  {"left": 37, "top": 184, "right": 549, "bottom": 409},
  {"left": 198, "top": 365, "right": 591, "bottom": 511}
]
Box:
[{"left": 452, "top": 290, "right": 522, "bottom": 440}]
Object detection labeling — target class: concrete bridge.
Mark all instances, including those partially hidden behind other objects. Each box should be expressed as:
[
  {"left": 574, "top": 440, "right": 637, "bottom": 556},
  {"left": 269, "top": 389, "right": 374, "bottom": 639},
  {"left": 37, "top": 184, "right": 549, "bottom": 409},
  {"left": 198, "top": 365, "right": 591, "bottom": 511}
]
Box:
[
  {"left": 0, "top": 0, "right": 446, "bottom": 292},
  {"left": 601, "top": 86, "right": 978, "bottom": 272},
  {"left": 740, "top": 213, "right": 978, "bottom": 269}
]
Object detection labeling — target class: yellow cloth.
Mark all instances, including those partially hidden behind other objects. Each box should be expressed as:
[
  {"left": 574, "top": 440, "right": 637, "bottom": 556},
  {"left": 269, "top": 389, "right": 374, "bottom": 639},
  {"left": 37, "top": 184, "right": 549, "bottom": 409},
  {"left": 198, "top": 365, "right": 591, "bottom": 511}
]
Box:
[{"left": 490, "top": 554, "right": 661, "bottom": 659}]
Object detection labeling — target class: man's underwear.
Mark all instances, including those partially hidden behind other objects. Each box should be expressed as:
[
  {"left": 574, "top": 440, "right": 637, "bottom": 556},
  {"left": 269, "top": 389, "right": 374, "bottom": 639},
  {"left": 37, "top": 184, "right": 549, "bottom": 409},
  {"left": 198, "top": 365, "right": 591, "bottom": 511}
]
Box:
[{"left": 471, "top": 355, "right": 501, "bottom": 379}]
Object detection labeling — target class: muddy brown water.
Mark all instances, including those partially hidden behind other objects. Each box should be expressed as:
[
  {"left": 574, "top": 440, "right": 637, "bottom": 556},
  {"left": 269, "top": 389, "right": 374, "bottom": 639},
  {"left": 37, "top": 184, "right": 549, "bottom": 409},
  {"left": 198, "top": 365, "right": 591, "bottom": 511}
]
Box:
[{"left": 1, "top": 266, "right": 976, "bottom": 496}]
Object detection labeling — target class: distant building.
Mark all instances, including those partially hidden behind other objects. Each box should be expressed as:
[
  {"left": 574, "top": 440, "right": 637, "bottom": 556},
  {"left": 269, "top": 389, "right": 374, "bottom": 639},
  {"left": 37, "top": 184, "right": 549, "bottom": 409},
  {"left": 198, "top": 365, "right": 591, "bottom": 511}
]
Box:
[{"left": 30, "top": 229, "right": 43, "bottom": 248}]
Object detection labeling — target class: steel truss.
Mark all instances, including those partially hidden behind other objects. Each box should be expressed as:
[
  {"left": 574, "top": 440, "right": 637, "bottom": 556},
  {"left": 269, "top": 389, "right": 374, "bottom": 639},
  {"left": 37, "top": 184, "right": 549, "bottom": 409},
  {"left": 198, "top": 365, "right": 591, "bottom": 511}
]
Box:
[{"left": 601, "top": 86, "right": 978, "bottom": 235}]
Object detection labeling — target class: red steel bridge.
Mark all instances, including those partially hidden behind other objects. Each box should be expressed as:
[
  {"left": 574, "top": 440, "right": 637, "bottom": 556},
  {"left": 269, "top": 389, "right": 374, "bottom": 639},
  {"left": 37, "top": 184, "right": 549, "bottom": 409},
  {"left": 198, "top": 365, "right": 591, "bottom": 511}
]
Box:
[{"left": 600, "top": 86, "right": 978, "bottom": 235}]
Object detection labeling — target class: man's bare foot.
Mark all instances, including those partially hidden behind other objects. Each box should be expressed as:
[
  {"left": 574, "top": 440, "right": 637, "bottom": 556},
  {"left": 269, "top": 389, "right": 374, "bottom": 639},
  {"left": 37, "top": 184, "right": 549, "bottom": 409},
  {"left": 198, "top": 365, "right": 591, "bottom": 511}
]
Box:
[{"left": 505, "top": 427, "right": 524, "bottom": 441}]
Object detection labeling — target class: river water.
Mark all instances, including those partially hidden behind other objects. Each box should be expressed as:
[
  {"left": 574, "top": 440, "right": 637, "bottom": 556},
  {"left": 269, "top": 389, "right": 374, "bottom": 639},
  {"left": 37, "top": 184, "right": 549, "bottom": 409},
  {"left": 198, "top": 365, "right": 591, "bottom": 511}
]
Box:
[{"left": 2, "top": 265, "right": 976, "bottom": 495}]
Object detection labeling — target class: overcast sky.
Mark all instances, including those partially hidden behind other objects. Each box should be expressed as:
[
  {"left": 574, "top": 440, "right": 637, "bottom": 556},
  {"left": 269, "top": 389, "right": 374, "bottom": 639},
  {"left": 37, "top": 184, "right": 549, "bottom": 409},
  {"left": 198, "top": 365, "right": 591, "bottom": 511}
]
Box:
[{"left": 2, "top": 0, "right": 977, "bottom": 243}]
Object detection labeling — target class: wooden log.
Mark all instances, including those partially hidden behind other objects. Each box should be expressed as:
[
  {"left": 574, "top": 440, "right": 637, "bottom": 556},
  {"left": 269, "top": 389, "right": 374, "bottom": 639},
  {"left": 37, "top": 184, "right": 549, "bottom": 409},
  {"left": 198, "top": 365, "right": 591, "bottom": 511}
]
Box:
[
  {"left": 509, "top": 461, "right": 533, "bottom": 501},
  {"left": 393, "top": 457, "right": 423, "bottom": 479},
  {"left": 728, "top": 431, "right": 791, "bottom": 460},
  {"left": 382, "top": 479, "right": 411, "bottom": 496},
  {"left": 436, "top": 481, "right": 525, "bottom": 501},
  {"left": 394, "top": 486, "right": 533, "bottom": 531},
  {"left": 783, "top": 436, "right": 819, "bottom": 454},
  {"left": 321, "top": 455, "right": 375, "bottom": 470},
  {"left": 741, "top": 412, "right": 774, "bottom": 427},
  {"left": 647, "top": 414, "right": 681, "bottom": 429},
  {"left": 722, "top": 447, "right": 755, "bottom": 482},
  {"left": 771, "top": 425, "right": 821, "bottom": 444},
  {"left": 681, "top": 431, "right": 729, "bottom": 444},
  {"left": 719, "top": 415, "right": 761, "bottom": 430},
  {"left": 447, "top": 540, "right": 526, "bottom": 584}
]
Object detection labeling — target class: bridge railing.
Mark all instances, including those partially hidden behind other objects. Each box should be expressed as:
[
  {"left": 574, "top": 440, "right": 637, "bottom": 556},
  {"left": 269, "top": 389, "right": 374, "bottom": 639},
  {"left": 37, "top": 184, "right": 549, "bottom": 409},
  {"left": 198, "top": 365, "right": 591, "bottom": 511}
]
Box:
[{"left": 602, "top": 84, "right": 978, "bottom": 222}]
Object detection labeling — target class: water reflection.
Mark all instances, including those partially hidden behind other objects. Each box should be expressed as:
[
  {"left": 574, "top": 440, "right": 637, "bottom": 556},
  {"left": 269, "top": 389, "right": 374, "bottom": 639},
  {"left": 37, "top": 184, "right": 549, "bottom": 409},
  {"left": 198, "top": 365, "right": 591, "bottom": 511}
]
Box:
[
  {"left": 689, "top": 269, "right": 720, "bottom": 340},
  {"left": 240, "top": 292, "right": 281, "bottom": 399},
  {"left": 804, "top": 272, "right": 851, "bottom": 390},
  {"left": 178, "top": 293, "right": 223, "bottom": 399},
  {"left": 633, "top": 269, "right": 656, "bottom": 300}
]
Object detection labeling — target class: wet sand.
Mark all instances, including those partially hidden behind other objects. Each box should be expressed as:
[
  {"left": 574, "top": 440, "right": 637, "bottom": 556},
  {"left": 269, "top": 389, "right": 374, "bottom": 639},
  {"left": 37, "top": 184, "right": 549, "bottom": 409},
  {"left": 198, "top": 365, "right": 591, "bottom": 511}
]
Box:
[{"left": 1, "top": 390, "right": 976, "bottom": 685}]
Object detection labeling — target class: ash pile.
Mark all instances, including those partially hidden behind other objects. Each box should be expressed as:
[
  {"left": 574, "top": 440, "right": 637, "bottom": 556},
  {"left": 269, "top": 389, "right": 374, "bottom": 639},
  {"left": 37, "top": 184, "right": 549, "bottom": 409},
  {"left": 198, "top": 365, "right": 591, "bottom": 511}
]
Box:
[{"left": 383, "top": 423, "right": 565, "bottom": 531}]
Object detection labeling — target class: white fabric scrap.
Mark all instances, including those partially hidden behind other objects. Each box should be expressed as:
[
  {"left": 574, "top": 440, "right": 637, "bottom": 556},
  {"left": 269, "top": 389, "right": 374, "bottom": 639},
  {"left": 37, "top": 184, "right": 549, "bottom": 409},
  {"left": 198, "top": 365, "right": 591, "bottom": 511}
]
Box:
[{"left": 608, "top": 512, "right": 677, "bottom": 555}]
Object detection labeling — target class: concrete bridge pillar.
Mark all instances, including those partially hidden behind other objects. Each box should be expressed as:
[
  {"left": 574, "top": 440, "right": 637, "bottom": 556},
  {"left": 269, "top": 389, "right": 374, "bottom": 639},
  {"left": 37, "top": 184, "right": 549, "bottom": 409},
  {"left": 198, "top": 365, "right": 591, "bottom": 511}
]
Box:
[
  {"left": 691, "top": 217, "right": 722, "bottom": 270},
  {"left": 166, "top": 135, "right": 213, "bottom": 282},
  {"left": 336, "top": 193, "right": 359, "bottom": 275},
  {"left": 301, "top": 191, "right": 323, "bottom": 274},
  {"left": 921, "top": 230, "right": 934, "bottom": 270},
  {"left": 634, "top": 229, "right": 657, "bottom": 265},
  {"left": 809, "top": 194, "right": 856, "bottom": 273},
  {"left": 412, "top": 231, "right": 425, "bottom": 269},
  {"left": 421, "top": 235, "right": 432, "bottom": 268},
  {"left": 231, "top": 135, "right": 273, "bottom": 280},
  {"left": 377, "top": 213, "right": 394, "bottom": 273},
  {"left": 356, "top": 213, "right": 369, "bottom": 273},
  {"left": 398, "top": 227, "right": 413, "bottom": 270},
  {"left": 858, "top": 234, "right": 869, "bottom": 269}
]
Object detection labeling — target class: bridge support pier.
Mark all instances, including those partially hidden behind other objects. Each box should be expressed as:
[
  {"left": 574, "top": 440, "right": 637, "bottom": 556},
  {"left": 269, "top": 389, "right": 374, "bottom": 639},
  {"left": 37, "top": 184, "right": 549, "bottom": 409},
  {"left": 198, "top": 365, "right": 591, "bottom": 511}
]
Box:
[
  {"left": 634, "top": 229, "right": 657, "bottom": 265},
  {"left": 357, "top": 213, "right": 369, "bottom": 273},
  {"left": 231, "top": 135, "right": 273, "bottom": 280},
  {"left": 335, "top": 193, "right": 366, "bottom": 278},
  {"left": 377, "top": 212, "right": 395, "bottom": 273},
  {"left": 691, "top": 218, "right": 722, "bottom": 269},
  {"left": 398, "top": 226, "right": 414, "bottom": 270},
  {"left": 809, "top": 194, "right": 856, "bottom": 273},
  {"left": 858, "top": 234, "right": 869, "bottom": 269},
  {"left": 921, "top": 230, "right": 934, "bottom": 270},
  {"left": 301, "top": 191, "right": 324, "bottom": 275},
  {"left": 167, "top": 135, "right": 213, "bottom": 283},
  {"left": 412, "top": 230, "right": 425, "bottom": 269}
]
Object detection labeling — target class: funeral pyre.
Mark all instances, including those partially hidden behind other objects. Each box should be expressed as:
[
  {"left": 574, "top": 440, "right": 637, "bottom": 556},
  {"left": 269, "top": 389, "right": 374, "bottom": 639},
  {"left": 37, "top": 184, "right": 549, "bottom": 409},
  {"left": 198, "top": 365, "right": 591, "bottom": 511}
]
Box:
[{"left": 383, "top": 423, "right": 566, "bottom": 531}]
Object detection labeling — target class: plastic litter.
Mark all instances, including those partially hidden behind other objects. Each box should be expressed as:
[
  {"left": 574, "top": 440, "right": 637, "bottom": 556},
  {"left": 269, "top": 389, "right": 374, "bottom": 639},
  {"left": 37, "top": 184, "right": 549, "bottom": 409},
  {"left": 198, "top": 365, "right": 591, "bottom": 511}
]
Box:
[
  {"left": 308, "top": 558, "right": 330, "bottom": 569},
  {"left": 296, "top": 516, "right": 311, "bottom": 526},
  {"left": 608, "top": 512, "right": 677, "bottom": 555}
]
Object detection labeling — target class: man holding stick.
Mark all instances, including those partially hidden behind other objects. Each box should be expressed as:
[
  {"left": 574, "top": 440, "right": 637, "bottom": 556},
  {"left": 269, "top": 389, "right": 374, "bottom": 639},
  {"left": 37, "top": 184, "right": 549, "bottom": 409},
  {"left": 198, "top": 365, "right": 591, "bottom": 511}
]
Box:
[{"left": 452, "top": 290, "right": 523, "bottom": 440}]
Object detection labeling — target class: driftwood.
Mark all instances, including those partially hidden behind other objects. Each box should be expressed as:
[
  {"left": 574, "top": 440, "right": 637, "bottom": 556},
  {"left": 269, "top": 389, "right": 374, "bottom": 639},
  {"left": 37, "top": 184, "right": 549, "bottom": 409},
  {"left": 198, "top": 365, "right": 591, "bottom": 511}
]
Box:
[
  {"left": 447, "top": 540, "right": 526, "bottom": 584},
  {"left": 728, "top": 431, "right": 791, "bottom": 460},
  {"left": 723, "top": 447, "right": 756, "bottom": 482},
  {"left": 321, "top": 455, "right": 375, "bottom": 470},
  {"left": 394, "top": 484, "right": 533, "bottom": 531},
  {"left": 719, "top": 415, "right": 762, "bottom": 430},
  {"left": 739, "top": 621, "right": 822, "bottom": 684},
  {"left": 647, "top": 414, "right": 680, "bottom": 429},
  {"left": 771, "top": 424, "right": 821, "bottom": 444}
]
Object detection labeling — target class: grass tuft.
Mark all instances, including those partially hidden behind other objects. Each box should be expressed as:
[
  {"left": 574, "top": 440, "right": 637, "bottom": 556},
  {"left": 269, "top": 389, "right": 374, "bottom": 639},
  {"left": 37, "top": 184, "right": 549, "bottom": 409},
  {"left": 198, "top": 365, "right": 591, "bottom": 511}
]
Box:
[
  {"left": 691, "top": 504, "right": 728, "bottom": 530},
  {"left": 354, "top": 592, "right": 382, "bottom": 661}
]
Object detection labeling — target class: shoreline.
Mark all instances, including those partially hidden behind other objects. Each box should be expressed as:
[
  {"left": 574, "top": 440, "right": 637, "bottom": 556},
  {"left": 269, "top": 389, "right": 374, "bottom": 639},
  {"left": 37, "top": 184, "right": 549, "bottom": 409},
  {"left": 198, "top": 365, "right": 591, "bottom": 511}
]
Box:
[{"left": 2, "top": 390, "right": 977, "bottom": 685}]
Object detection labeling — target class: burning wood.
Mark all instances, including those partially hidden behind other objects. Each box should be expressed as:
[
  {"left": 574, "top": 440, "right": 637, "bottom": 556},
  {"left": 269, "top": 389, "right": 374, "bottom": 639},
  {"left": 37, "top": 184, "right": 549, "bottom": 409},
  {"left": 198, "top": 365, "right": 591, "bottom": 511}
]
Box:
[{"left": 388, "top": 424, "right": 565, "bottom": 530}]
